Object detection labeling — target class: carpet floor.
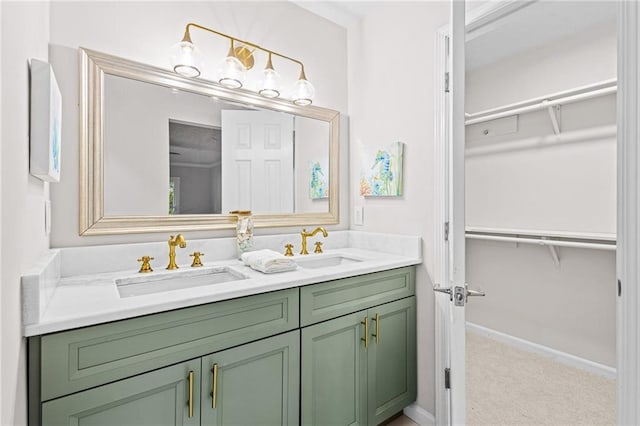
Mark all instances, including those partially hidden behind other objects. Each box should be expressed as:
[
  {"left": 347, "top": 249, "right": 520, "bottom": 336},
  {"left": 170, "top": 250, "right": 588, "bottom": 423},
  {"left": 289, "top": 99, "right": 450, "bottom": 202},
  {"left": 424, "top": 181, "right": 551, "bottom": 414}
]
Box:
[{"left": 467, "top": 331, "right": 615, "bottom": 426}]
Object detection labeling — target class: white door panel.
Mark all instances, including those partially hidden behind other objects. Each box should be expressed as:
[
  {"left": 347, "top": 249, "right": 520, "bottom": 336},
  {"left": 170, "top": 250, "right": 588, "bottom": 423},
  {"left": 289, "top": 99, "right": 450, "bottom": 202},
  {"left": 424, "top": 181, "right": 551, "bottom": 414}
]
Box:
[
  {"left": 221, "top": 110, "right": 294, "bottom": 213},
  {"left": 433, "top": 2, "right": 468, "bottom": 425}
]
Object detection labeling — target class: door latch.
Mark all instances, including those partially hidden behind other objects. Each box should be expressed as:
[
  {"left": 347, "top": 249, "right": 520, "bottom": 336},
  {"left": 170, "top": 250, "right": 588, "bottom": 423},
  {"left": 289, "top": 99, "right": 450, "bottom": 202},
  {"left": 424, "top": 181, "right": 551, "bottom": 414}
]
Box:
[
  {"left": 453, "top": 286, "right": 465, "bottom": 306},
  {"left": 434, "top": 284, "right": 485, "bottom": 306}
]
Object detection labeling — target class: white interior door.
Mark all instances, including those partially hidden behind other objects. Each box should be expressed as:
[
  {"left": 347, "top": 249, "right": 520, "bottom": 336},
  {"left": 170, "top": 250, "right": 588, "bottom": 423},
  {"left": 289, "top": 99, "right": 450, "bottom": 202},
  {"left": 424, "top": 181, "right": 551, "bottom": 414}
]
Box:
[
  {"left": 434, "top": 1, "right": 470, "bottom": 425},
  {"left": 435, "top": 3, "right": 640, "bottom": 426},
  {"left": 448, "top": 1, "right": 467, "bottom": 423},
  {"left": 221, "top": 110, "right": 294, "bottom": 214}
]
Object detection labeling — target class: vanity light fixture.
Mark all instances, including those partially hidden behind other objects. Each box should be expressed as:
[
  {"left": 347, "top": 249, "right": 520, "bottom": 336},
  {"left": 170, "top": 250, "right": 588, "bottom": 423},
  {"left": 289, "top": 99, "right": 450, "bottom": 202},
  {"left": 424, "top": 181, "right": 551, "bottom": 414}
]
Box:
[
  {"left": 169, "top": 29, "right": 204, "bottom": 78},
  {"left": 218, "top": 39, "right": 246, "bottom": 89},
  {"left": 170, "top": 22, "right": 315, "bottom": 105},
  {"left": 258, "top": 53, "right": 281, "bottom": 98}
]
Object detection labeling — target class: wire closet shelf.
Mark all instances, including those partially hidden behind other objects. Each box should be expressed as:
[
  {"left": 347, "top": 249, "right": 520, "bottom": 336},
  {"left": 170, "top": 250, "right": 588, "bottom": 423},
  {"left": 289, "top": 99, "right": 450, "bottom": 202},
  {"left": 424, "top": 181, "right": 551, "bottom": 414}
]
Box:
[{"left": 464, "top": 78, "right": 617, "bottom": 129}]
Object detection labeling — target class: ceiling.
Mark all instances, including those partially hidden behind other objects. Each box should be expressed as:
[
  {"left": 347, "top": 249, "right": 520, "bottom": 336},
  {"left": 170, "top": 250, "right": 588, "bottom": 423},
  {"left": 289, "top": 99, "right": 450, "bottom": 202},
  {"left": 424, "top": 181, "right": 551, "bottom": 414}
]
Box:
[
  {"left": 291, "top": 1, "right": 375, "bottom": 28},
  {"left": 466, "top": 1, "right": 617, "bottom": 70},
  {"left": 169, "top": 121, "right": 221, "bottom": 168},
  {"left": 293, "top": 1, "right": 616, "bottom": 71}
]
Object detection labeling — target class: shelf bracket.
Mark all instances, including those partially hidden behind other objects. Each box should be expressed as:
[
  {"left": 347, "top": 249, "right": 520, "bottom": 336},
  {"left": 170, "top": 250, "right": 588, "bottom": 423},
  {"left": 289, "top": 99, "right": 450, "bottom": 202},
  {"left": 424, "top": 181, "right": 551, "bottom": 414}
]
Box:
[
  {"left": 542, "top": 237, "right": 560, "bottom": 267},
  {"left": 543, "top": 101, "right": 561, "bottom": 134}
]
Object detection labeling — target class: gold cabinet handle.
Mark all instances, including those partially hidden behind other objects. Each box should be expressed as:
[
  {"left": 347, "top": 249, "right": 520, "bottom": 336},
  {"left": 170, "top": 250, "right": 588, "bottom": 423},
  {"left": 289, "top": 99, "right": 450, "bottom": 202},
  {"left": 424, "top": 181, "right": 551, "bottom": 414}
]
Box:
[
  {"left": 360, "top": 317, "right": 369, "bottom": 348},
  {"left": 372, "top": 313, "right": 380, "bottom": 344},
  {"left": 188, "top": 370, "right": 194, "bottom": 418},
  {"left": 211, "top": 364, "right": 219, "bottom": 409}
]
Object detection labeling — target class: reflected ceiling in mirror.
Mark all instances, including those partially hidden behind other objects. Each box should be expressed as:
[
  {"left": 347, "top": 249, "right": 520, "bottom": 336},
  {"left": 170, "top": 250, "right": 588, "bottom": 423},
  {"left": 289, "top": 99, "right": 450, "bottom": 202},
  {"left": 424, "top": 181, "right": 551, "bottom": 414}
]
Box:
[{"left": 80, "top": 48, "right": 339, "bottom": 235}]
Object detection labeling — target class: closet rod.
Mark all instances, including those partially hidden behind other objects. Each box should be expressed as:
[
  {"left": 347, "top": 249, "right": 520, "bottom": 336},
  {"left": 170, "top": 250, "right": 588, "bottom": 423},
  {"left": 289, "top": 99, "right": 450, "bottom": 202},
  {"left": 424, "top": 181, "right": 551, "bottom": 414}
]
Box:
[
  {"left": 465, "top": 233, "right": 616, "bottom": 251},
  {"left": 465, "top": 125, "right": 616, "bottom": 157},
  {"left": 465, "top": 80, "right": 617, "bottom": 126}
]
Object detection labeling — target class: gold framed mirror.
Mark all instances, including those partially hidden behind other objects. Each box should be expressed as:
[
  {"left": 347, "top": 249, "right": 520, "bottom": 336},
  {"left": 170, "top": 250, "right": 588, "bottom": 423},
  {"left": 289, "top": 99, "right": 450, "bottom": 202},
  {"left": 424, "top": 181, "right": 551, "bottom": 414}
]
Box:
[{"left": 79, "top": 48, "right": 339, "bottom": 235}]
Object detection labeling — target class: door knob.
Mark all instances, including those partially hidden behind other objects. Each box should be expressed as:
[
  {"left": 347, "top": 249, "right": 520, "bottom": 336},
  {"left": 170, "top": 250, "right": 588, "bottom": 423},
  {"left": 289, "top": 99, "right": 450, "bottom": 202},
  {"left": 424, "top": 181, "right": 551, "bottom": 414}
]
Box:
[
  {"left": 465, "top": 283, "right": 485, "bottom": 302},
  {"left": 434, "top": 284, "right": 485, "bottom": 306},
  {"left": 433, "top": 286, "right": 453, "bottom": 300}
]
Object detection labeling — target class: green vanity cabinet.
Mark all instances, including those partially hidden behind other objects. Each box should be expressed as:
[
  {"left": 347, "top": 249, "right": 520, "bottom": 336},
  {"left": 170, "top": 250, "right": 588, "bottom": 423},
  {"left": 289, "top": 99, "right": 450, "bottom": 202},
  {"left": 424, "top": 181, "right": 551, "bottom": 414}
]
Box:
[
  {"left": 41, "top": 331, "right": 300, "bottom": 426},
  {"left": 300, "top": 266, "right": 416, "bottom": 426},
  {"left": 36, "top": 288, "right": 299, "bottom": 402},
  {"left": 366, "top": 297, "right": 417, "bottom": 425},
  {"left": 29, "top": 288, "right": 299, "bottom": 426},
  {"left": 30, "top": 266, "right": 417, "bottom": 426},
  {"left": 41, "top": 358, "right": 202, "bottom": 426},
  {"left": 300, "top": 266, "right": 415, "bottom": 327},
  {"left": 301, "top": 311, "right": 369, "bottom": 426},
  {"left": 201, "top": 330, "right": 300, "bottom": 426}
]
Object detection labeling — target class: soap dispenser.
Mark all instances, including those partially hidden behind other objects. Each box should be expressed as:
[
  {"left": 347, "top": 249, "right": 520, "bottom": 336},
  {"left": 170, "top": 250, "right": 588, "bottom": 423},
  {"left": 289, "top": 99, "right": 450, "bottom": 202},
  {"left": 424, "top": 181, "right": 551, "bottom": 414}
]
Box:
[{"left": 231, "top": 210, "right": 253, "bottom": 258}]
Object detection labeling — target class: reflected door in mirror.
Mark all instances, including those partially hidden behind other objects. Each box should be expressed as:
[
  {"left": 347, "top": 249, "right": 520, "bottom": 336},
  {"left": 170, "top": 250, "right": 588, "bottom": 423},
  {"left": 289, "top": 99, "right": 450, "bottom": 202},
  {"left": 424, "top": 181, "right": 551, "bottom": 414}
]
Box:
[{"left": 221, "top": 110, "right": 294, "bottom": 214}]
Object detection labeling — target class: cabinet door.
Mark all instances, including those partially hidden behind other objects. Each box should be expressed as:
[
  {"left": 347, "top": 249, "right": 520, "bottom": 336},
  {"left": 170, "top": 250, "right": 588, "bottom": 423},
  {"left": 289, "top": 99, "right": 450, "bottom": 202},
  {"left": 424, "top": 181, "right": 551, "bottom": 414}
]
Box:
[
  {"left": 367, "top": 297, "right": 417, "bottom": 425},
  {"left": 42, "top": 358, "right": 200, "bottom": 426},
  {"left": 301, "top": 312, "right": 368, "bottom": 426},
  {"left": 201, "top": 330, "right": 300, "bottom": 426}
]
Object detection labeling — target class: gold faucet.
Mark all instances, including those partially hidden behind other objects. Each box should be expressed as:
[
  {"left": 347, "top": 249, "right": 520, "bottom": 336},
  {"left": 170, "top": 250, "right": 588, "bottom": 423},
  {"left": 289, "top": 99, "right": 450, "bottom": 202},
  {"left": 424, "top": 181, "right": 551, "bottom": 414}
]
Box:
[
  {"left": 190, "top": 251, "right": 204, "bottom": 267},
  {"left": 284, "top": 244, "right": 294, "bottom": 257},
  {"left": 300, "top": 227, "right": 328, "bottom": 255},
  {"left": 137, "top": 256, "right": 154, "bottom": 273},
  {"left": 167, "top": 234, "right": 187, "bottom": 270}
]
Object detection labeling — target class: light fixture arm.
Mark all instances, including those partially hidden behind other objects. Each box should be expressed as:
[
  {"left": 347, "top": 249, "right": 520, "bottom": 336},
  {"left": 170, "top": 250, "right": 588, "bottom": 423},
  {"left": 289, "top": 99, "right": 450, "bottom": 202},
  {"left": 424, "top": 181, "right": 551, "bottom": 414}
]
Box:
[{"left": 182, "top": 22, "right": 308, "bottom": 77}]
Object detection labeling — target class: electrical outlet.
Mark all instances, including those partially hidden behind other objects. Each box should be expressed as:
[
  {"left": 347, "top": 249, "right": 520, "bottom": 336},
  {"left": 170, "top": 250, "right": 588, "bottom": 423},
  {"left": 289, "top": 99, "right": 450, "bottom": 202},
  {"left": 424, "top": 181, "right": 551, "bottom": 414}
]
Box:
[{"left": 354, "top": 206, "right": 364, "bottom": 226}]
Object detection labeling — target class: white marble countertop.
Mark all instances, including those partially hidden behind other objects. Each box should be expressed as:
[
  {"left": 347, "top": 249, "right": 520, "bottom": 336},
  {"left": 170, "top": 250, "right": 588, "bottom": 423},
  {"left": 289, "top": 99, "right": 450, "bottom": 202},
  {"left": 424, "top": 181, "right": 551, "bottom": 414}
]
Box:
[{"left": 23, "top": 246, "right": 421, "bottom": 336}]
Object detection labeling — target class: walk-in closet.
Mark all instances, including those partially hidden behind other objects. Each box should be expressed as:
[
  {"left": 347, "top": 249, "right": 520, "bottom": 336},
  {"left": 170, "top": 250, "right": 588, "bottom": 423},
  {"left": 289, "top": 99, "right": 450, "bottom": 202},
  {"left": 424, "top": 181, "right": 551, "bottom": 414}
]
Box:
[{"left": 464, "top": 2, "right": 617, "bottom": 424}]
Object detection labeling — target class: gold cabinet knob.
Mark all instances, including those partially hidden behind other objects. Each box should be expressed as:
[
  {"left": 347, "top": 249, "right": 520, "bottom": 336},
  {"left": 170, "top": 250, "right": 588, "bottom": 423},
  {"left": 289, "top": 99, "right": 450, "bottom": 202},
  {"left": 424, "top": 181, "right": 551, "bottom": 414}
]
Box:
[
  {"left": 284, "top": 244, "right": 294, "bottom": 257},
  {"left": 190, "top": 252, "right": 204, "bottom": 267},
  {"left": 137, "top": 256, "right": 154, "bottom": 273},
  {"left": 314, "top": 241, "right": 323, "bottom": 254}
]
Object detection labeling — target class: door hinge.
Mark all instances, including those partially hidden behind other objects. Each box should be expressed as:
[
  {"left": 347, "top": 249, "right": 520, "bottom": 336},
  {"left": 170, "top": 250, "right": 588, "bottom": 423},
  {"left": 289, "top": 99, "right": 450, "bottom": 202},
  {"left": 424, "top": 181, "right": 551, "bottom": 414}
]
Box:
[
  {"left": 445, "top": 72, "right": 450, "bottom": 93},
  {"left": 444, "top": 368, "right": 451, "bottom": 389},
  {"left": 444, "top": 221, "right": 450, "bottom": 241}
]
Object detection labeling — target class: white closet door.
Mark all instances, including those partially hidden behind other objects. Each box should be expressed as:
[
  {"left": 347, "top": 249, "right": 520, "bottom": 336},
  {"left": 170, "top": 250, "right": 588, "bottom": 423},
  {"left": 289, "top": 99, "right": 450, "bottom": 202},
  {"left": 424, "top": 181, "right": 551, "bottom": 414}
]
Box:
[{"left": 221, "top": 110, "right": 294, "bottom": 214}]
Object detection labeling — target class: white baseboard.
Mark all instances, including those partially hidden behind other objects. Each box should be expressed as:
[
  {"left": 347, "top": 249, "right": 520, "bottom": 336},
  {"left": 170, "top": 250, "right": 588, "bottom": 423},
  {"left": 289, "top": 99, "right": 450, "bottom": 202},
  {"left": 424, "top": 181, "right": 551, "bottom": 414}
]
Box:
[
  {"left": 403, "top": 403, "right": 435, "bottom": 426},
  {"left": 466, "top": 322, "right": 616, "bottom": 380}
]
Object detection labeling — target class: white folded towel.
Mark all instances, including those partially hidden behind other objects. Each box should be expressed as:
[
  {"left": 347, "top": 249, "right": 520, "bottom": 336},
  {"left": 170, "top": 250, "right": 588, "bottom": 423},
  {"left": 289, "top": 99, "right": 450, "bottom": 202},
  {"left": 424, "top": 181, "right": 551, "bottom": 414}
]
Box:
[{"left": 241, "top": 249, "right": 297, "bottom": 274}]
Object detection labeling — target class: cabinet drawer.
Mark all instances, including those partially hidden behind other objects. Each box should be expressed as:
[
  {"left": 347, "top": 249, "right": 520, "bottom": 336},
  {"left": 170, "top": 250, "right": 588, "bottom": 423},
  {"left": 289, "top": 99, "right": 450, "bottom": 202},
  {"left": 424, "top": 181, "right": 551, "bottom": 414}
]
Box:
[
  {"left": 40, "top": 288, "right": 299, "bottom": 401},
  {"left": 300, "top": 266, "right": 415, "bottom": 326}
]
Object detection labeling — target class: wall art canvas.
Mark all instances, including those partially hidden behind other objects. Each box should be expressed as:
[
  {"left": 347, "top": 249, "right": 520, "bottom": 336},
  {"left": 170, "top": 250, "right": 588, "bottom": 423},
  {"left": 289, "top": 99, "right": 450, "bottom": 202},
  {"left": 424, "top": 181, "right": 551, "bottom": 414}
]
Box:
[
  {"left": 30, "top": 59, "right": 62, "bottom": 182},
  {"left": 309, "top": 159, "right": 329, "bottom": 199},
  {"left": 360, "top": 141, "right": 404, "bottom": 197}
]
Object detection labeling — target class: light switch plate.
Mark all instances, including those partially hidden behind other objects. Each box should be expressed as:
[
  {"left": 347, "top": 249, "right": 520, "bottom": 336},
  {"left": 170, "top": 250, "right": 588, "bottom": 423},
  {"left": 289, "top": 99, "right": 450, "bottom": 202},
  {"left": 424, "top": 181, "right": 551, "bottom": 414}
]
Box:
[
  {"left": 354, "top": 206, "right": 364, "bottom": 226},
  {"left": 44, "top": 199, "right": 51, "bottom": 236}
]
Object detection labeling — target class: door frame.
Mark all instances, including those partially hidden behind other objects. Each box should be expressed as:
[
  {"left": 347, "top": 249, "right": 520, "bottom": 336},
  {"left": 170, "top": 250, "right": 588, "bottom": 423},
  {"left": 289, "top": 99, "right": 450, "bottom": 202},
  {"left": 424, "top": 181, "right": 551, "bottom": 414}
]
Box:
[
  {"left": 616, "top": 2, "right": 640, "bottom": 423},
  {"left": 433, "top": 1, "right": 640, "bottom": 424}
]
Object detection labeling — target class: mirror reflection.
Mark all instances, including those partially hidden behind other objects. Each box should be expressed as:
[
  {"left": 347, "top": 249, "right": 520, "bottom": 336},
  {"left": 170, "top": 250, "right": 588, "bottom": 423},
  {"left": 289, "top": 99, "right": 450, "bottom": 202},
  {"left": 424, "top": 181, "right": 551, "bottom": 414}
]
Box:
[
  {"left": 80, "top": 48, "right": 339, "bottom": 235},
  {"left": 103, "top": 74, "right": 330, "bottom": 217}
]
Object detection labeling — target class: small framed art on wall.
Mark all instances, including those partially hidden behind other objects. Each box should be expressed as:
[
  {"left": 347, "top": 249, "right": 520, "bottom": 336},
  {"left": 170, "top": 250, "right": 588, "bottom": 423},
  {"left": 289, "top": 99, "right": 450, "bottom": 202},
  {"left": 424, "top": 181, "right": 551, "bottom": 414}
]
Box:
[{"left": 30, "top": 59, "right": 62, "bottom": 182}]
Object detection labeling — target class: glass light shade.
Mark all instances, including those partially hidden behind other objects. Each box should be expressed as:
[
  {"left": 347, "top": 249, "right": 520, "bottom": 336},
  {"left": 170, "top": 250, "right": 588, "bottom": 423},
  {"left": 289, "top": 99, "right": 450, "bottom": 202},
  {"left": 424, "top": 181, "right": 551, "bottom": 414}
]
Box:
[
  {"left": 258, "top": 68, "right": 281, "bottom": 98},
  {"left": 218, "top": 55, "right": 246, "bottom": 89},
  {"left": 170, "top": 41, "right": 203, "bottom": 78},
  {"left": 292, "top": 78, "right": 315, "bottom": 106}
]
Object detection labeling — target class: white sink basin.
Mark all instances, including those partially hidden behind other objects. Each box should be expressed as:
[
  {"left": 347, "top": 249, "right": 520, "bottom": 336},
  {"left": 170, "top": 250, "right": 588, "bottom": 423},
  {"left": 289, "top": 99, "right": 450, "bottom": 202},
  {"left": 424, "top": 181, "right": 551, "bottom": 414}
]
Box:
[
  {"left": 116, "top": 267, "right": 248, "bottom": 298},
  {"left": 296, "top": 254, "right": 363, "bottom": 269}
]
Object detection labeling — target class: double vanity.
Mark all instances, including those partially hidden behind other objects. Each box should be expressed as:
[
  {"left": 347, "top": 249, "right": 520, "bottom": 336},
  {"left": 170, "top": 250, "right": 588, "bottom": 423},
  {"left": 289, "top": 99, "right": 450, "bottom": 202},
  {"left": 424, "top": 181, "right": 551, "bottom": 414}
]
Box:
[
  {"left": 23, "top": 231, "right": 421, "bottom": 425},
  {"left": 23, "top": 46, "right": 421, "bottom": 426}
]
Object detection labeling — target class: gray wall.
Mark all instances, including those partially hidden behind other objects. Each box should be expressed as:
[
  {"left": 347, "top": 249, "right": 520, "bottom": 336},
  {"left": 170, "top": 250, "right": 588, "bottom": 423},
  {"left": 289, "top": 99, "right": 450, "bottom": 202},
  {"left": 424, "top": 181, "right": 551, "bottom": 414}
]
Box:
[
  {"left": 466, "top": 240, "right": 616, "bottom": 366},
  {"left": 1, "top": 3, "right": 51, "bottom": 424},
  {"left": 170, "top": 165, "right": 217, "bottom": 214}
]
